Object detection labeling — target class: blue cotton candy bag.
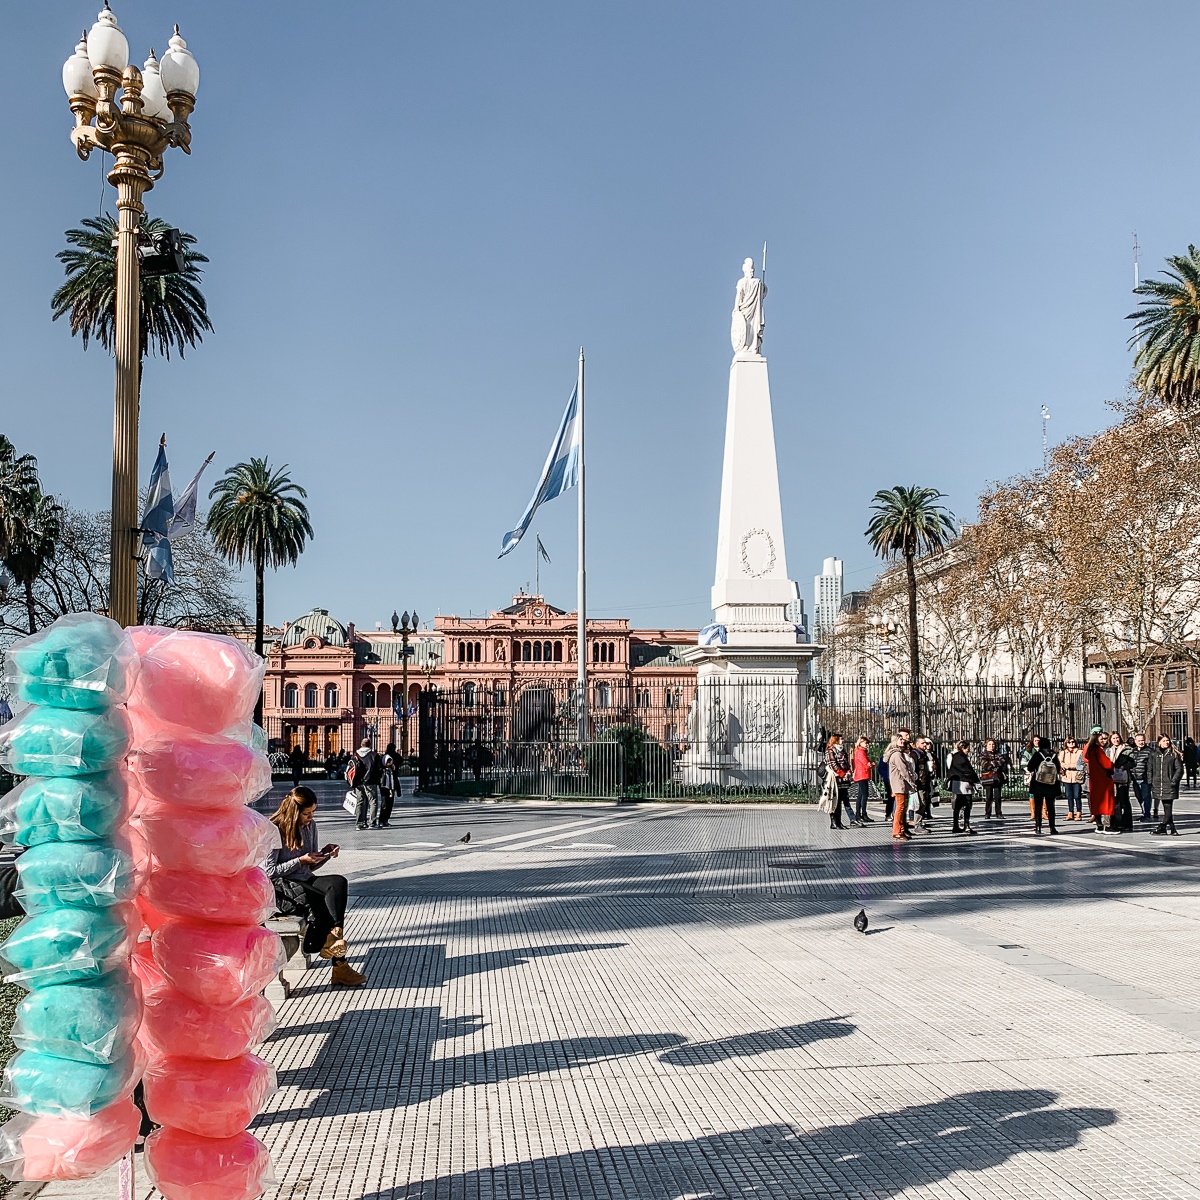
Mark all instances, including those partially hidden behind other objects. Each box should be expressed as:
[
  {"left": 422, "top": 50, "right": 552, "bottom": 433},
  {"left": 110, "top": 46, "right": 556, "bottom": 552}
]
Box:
[
  {"left": 0, "top": 707, "right": 129, "bottom": 778},
  {"left": 2, "top": 614, "right": 137, "bottom": 711},
  {"left": 15, "top": 842, "right": 137, "bottom": 911},
  {"left": 11, "top": 972, "right": 142, "bottom": 1066},
  {"left": 0, "top": 905, "right": 138, "bottom": 988},
  {"left": 0, "top": 774, "right": 129, "bottom": 847},
  {"left": 1, "top": 1045, "right": 144, "bottom": 1119}
]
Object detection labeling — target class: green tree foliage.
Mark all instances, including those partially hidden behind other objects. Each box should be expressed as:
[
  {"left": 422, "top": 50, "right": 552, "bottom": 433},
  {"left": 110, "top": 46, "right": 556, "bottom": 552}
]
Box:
[
  {"left": 50, "top": 214, "right": 212, "bottom": 361},
  {"left": 207, "top": 459, "right": 313, "bottom": 721},
  {"left": 1128, "top": 245, "right": 1200, "bottom": 406},
  {"left": 865, "top": 486, "right": 956, "bottom": 689}
]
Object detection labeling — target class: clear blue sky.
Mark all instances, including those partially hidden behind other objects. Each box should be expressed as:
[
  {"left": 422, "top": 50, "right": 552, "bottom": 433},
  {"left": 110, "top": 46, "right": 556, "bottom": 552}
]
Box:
[{"left": 0, "top": 2, "right": 1185, "bottom": 632}]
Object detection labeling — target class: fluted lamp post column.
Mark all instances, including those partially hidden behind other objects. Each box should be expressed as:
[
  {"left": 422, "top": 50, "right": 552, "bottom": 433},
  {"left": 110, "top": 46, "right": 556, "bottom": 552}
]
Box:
[
  {"left": 62, "top": 4, "right": 200, "bottom": 627},
  {"left": 391, "top": 610, "right": 419, "bottom": 761}
]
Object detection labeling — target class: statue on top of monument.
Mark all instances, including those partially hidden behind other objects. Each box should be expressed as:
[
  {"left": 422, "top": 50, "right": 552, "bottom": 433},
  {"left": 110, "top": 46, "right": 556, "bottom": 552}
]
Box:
[{"left": 730, "top": 257, "right": 766, "bottom": 356}]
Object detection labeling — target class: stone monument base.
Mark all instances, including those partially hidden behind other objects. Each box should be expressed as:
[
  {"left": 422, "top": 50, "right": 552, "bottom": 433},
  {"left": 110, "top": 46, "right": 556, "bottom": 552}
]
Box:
[{"left": 678, "top": 642, "right": 821, "bottom": 790}]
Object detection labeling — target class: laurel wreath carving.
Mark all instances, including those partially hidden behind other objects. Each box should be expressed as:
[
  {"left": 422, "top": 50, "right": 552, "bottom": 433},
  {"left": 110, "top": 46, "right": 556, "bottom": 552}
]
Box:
[{"left": 739, "top": 528, "right": 776, "bottom": 578}]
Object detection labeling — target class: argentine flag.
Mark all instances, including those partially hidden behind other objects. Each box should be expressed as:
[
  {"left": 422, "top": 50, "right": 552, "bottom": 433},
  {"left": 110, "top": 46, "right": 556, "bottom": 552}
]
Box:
[
  {"left": 499, "top": 384, "right": 581, "bottom": 558},
  {"left": 141, "top": 439, "right": 175, "bottom": 583}
]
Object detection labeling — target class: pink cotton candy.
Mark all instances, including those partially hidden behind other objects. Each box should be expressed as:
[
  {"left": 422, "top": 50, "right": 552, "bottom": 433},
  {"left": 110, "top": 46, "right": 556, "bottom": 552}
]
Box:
[
  {"left": 129, "top": 734, "right": 271, "bottom": 810},
  {"left": 129, "top": 628, "right": 264, "bottom": 735},
  {"left": 0, "top": 1097, "right": 141, "bottom": 1181},
  {"left": 142, "top": 988, "right": 276, "bottom": 1061},
  {"left": 145, "top": 1127, "right": 272, "bottom": 1200},
  {"left": 135, "top": 894, "right": 170, "bottom": 937},
  {"left": 152, "top": 921, "right": 284, "bottom": 1008},
  {"left": 136, "top": 804, "right": 277, "bottom": 876},
  {"left": 142, "top": 1053, "right": 276, "bottom": 1140},
  {"left": 145, "top": 868, "right": 275, "bottom": 927}
]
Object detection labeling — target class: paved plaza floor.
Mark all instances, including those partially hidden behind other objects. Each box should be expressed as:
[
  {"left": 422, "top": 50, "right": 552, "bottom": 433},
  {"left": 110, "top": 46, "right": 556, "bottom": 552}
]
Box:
[{"left": 40, "top": 786, "right": 1200, "bottom": 1200}]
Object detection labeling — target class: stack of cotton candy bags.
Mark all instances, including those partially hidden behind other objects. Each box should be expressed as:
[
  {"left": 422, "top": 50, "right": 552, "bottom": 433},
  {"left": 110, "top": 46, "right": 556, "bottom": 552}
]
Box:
[
  {"left": 125, "top": 628, "right": 279, "bottom": 1200},
  {"left": 0, "top": 615, "right": 144, "bottom": 1182}
]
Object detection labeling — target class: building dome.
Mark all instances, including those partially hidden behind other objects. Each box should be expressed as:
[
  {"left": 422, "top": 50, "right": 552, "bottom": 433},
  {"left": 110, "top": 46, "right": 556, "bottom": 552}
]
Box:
[{"left": 282, "top": 608, "right": 348, "bottom": 648}]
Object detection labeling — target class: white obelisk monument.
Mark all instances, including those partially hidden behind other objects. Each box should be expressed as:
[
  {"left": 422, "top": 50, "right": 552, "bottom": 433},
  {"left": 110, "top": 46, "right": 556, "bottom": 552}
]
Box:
[{"left": 682, "top": 257, "right": 822, "bottom": 786}]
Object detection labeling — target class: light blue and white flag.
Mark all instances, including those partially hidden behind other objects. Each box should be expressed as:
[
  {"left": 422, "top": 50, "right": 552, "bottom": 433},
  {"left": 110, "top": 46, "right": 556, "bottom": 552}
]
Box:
[
  {"left": 168, "top": 451, "right": 215, "bottom": 539},
  {"left": 698, "top": 623, "right": 727, "bottom": 647},
  {"left": 141, "top": 437, "right": 175, "bottom": 583},
  {"left": 499, "top": 384, "right": 580, "bottom": 558}
]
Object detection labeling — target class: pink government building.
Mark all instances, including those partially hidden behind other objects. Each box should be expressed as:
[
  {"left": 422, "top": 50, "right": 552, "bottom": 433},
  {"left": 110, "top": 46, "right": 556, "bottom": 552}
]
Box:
[{"left": 261, "top": 592, "right": 698, "bottom": 758}]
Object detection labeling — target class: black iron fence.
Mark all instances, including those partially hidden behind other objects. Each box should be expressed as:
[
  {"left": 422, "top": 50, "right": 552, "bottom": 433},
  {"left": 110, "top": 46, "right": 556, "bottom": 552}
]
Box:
[{"left": 418, "top": 676, "right": 1119, "bottom": 802}]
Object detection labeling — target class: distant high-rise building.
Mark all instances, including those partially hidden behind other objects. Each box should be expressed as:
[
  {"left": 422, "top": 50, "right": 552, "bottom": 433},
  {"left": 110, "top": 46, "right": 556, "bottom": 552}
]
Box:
[{"left": 813, "top": 557, "right": 844, "bottom": 644}]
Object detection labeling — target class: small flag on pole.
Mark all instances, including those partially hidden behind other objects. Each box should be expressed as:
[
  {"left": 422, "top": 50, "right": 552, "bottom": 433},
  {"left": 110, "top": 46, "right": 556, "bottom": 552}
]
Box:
[
  {"left": 141, "top": 436, "right": 175, "bottom": 583},
  {"left": 169, "top": 451, "right": 215, "bottom": 539},
  {"left": 499, "top": 384, "right": 580, "bottom": 557},
  {"left": 536, "top": 535, "right": 551, "bottom": 564}
]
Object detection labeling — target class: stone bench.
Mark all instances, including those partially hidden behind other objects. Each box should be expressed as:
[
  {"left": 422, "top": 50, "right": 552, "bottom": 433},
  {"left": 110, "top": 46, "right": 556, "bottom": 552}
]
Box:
[{"left": 264, "top": 915, "right": 313, "bottom": 1004}]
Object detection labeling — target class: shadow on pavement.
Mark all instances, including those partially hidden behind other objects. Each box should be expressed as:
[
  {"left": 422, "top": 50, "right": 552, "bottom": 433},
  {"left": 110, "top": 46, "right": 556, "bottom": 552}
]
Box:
[
  {"left": 658, "top": 1016, "right": 855, "bottom": 1066},
  {"left": 357, "top": 1088, "right": 1115, "bottom": 1199}
]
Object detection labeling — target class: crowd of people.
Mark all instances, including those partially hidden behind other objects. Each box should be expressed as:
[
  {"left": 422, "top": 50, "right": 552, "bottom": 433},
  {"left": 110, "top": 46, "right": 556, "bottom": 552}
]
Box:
[{"left": 822, "top": 727, "right": 1190, "bottom": 841}]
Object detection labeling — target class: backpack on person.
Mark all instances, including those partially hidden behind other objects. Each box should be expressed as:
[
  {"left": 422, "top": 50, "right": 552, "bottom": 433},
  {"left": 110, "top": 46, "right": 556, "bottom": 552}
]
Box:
[
  {"left": 345, "top": 756, "right": 360, "bottom": 787},
  {"left": 1035, "top": 757, "right": 1059, "bottom": 786}
]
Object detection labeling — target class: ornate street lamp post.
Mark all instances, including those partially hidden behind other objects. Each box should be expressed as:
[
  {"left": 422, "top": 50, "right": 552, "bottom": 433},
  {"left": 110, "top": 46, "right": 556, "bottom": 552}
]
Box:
[
  {"left": 391, "top": 610, "right": 420, "bottom": 761},
  {"left": 62, "top": 5, "right": 200, "bottom": 627}
]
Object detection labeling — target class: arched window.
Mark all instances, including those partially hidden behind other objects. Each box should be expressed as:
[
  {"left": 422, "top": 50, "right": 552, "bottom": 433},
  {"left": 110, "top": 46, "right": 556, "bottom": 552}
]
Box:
[
  {"left": 304, "top": 683, "right": 318, "bottom": 709},
  {"left": 377, "top": 683, "right": 391, "bottom": 711},
  {"left": 533, "top": 641, "right": 542, "bottom": 662},
  {"left": 543, "top": 641, "right": 552, "bottom": 662},
  {"left": 592, "top": 642, "right": 600, "bottom": 663},
  {"left": 324, "top": 683, "right": 339, "bottom": 709},
  {"left": 512, "top": 640, "right": 521, "bottom": 662},
  {"left": 361, "top": 683, "right": 376, "bottom": 709},
  {"left": 553, "top": 641, "right": 563, "bottom": 662},
  {"left": 458, "top": 641, "right": 466, "bottom": 663},
  {"left": 475, "top": 642, "right": 482, "bottom": 662},
  {"left": 283, "top": 683, "right": 298, "bottom": 709},
  {"left": 462, "top": 681, "right": 476, "bottom": 709},
  {"left": 522, "top": 641, "right": 532, "bottom": 661},
  {"left": 609, "top": 642, "right": 617, "bottom": 662}
]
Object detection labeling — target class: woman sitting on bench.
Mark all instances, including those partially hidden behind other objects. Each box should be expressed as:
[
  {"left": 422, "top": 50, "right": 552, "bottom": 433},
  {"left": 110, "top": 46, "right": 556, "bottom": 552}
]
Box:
[{"left": 264, "top": 786, "right": 365, "bottom": 989}]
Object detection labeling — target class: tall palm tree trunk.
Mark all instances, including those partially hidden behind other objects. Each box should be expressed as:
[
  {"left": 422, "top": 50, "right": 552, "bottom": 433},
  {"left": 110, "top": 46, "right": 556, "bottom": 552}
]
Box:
[
  {"left": 23, "top": 578, "right": 36, "bottom": 635},
  {"left": 254, "top": 541, "right": 265, "bottom": 727},
  {"left": 905, "top": 550, "right": 921, "bottom": 728}
]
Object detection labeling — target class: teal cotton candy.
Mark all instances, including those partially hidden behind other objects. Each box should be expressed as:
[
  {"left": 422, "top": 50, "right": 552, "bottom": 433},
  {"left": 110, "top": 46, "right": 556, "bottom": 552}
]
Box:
[
  {"left": 0, "top": 774, "right": 127, "bottom": 847},
  {"left": 12, "top": 972, "right": 142, "bottom": 1066},
  {"left": 2, "top": 1046, "right": 142, "bottom": 1119},
  {"left": 3, "top": 614, "right": 137, "bottom": 710},
  {"left": 15, "top": 843, "right": 136, "bottom": 910},
  {"left": 0, "top": 905, "right": 137, "bottom": 988},
  {"left": 0, "top": 708, "right": 129, "bottom": 778}
]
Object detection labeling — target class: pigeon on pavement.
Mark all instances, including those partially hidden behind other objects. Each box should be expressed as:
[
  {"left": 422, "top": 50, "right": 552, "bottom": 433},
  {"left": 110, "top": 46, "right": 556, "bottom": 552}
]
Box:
[
  {"left": 458, "top": 832, "right": 471, "bottom": 844},
  {"left": 853, "top": 909, "right": 868, "bottom": 933}
]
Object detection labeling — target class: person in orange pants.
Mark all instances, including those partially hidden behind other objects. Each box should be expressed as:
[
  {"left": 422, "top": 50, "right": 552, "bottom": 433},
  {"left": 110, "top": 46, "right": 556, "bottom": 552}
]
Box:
[{"left": 884, "top": 729, "right": 919, "bottom": 841}]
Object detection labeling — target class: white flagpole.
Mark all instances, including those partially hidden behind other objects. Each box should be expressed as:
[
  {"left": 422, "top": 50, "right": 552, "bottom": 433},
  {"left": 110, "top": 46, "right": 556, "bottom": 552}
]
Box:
[{"left": 577, "top": 346, "right": 588, "bottom": 743}]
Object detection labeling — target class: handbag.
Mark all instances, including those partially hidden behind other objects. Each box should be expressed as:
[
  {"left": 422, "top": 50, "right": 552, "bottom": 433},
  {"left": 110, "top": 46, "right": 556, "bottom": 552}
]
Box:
[
  {"left": 950, "top": 779, "right": 974, "bottom": 795},
  {"left": 343, "top": 791, "right": 358, "bottom": 815},
  {"left": 272, "top": 876, "right": 309, "bottom": 919}
]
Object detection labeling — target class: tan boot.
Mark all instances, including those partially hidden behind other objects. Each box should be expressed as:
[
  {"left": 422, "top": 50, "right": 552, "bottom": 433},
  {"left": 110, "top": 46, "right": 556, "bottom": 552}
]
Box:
[
  {"left": 331, "top": 959, "right": 366, "bottom": 988},
  {"left": 319, "top": 928, "right": 348, "bottom": 960}
]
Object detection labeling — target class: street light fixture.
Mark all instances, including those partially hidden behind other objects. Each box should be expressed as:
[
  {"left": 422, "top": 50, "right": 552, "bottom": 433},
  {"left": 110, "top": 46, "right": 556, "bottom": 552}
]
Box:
[
  {"left": 62, "top": 5, "right": 200, "bottom": 628},
  {"left": 391, "top": 610, "right": 419, "bottom": 761}
]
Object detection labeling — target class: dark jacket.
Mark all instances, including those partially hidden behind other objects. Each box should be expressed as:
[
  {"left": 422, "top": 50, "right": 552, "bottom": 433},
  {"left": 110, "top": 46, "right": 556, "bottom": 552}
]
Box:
[
  {"left": 1129, "top": 745, "right": 1152, "bottom": 782},
  {"left": 1148, "top": 746, "right": 1183, "bottom": 801},
  {"left": 979, "top": 749, "right": 1008, "bottom": 786},
  {"left": 947, "top": 751, "right": 979, "bottom": 787},
  {"left": 1027, "top": 748, "right": 1062, "bottom": 799},
  {"left": 355, "top": 748, "right": 383, "bottom": 786},
  {"left": 912, "top": 746, "right": 932, "bottom": 789}
]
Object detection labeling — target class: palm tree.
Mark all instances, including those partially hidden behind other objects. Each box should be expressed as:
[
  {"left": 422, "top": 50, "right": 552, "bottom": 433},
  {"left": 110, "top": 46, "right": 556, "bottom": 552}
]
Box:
[
  {"left": 50, "top": 215, "right": 212, "bottom": 363},
  {"left": 0, "top": 436, "right": 40, "bottom": 560},
  {"left": 1127, "top": 245, "right": 1200, "bottom": 405},
  {"left": 4, "top": 488, "right": 63, "bottom": 634},
  {"left": 865, "top": 486, "right": 956, "bottom": 705},
  {"left": 207, "top": 459, "right": 313, "bottom": 724}
]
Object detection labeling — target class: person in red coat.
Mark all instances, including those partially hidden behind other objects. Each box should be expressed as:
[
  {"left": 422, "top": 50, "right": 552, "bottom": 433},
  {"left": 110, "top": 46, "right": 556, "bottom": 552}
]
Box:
[{"left": 1083, "top": 726, "right": 1115, "bottom": 833}]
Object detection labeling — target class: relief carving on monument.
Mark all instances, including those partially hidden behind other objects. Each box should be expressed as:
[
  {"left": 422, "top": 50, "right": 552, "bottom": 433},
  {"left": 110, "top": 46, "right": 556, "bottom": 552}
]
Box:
[
  {"left": 742, "top": 691, "right": 784, "bottom": 742},
  {"left": 739, "top": 528, "right": 777, "bottom": 578}
]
